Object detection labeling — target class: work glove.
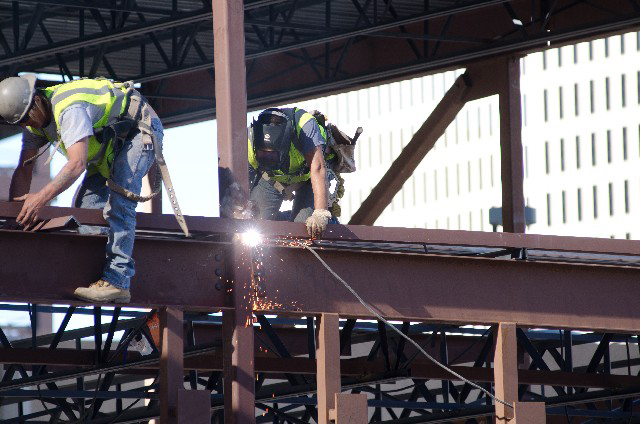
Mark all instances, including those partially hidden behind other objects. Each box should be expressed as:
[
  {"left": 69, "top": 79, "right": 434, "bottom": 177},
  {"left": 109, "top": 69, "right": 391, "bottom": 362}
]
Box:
[{"left": 305, "top": 209, "right": 332, "bottom": 238}]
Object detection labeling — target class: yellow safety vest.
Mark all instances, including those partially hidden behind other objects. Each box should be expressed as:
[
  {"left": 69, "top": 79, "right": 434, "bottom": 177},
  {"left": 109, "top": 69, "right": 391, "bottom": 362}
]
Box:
[
  {"left": 26, "top": 78, "right": 129, "bottom": 178},
  {"left": 248, "top": 108, "right": 327, "bottom": 185}
]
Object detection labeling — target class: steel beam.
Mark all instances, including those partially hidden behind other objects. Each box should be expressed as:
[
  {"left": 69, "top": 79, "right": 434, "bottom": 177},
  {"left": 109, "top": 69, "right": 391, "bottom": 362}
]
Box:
[
  {"left": 256, "top": 245, "right": 640, "bottom": 333},
  {"left": 223, "top": 234, "right": 256, "bottom": 423},
  {"left": 498, "top": 56, "right": 526, "bottom": 233},
  {"left": 317, "top": 313, "right": 340, "bottom": 424},
  {"left": 213, "top": 0, "right": 249, "bottom": 196},
  {"left": 0, "top": 229, "right": 225, "bottom": 309},
  {"left": 494, "top": 323, "right": 517, "bottom": 422},
  {"left": 160, "top": 307, "right": 183, "bottom": 424},
  {"left": 3, "top": 201, "right": 640, "bottom": 257}
]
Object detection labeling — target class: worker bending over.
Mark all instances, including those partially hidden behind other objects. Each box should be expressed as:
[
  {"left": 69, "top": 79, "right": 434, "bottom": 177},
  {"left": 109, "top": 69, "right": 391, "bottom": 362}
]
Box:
[
  {"left": 249, "top": 107, "right": 331, "bottom": 238},
  {"left": 0, "top": 74, "right": 164, "bottom": 304}
]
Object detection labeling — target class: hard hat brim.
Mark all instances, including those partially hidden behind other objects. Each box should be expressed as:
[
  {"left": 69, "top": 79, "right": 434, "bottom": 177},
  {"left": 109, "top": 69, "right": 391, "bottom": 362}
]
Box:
[{"left": 7, "top": 74, "right": 37, "bottom": 125}]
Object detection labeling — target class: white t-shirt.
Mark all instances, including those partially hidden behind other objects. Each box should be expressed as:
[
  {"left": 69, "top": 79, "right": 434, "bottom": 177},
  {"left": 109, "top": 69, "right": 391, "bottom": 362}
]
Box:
[{"left": 21, "top": 102, "right": 102, "bottom": 151}]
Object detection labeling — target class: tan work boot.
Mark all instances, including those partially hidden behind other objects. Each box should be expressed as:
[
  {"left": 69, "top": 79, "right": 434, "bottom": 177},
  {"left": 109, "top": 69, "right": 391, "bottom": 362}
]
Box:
[{"left": 74, "top": 280, "right": 131, "bottom": 303}]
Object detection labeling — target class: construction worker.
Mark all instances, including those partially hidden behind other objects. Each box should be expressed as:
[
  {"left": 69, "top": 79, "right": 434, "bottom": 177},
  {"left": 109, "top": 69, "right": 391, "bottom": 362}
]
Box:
[
  {"left": 249, "top": 107, "right": 331, "bottom": 238},
  {"left": 0, "top": 74, "right": 163, "bottom": 304}
]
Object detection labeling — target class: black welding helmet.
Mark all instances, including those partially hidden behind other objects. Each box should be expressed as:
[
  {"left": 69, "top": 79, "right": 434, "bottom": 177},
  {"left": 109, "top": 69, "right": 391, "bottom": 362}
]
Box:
[{"left": 251, "top": 108, "right": 294, "bottom": 172}]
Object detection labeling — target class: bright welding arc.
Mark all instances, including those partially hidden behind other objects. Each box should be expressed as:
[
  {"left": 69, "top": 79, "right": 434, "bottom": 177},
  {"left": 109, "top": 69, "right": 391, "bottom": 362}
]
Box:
[{"left": 301, "top": 243, "right": 514, "bottom": 410}]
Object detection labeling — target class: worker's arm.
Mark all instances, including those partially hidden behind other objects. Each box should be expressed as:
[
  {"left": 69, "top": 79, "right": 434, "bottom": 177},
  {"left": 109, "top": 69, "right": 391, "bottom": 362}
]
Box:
[
  {"left": 16, "top": 137, "right": 88, "bottom": 227},
  {"left": 305, "top": 146, "right": 328, "bottom": 211},
  {"left": 303, "top": 146, "right": 331, "bottom": 238},
  {"left": 9, "top": 148, "right": 38, "bottom": 200}
]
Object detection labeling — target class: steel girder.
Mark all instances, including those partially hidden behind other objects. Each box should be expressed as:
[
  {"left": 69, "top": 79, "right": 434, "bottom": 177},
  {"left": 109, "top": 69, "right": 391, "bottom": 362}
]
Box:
[
  {"left": 2, "top": 203, "right": 640, "bottom": 421},
  {"left": 1, "top": 0, "right": 640, "bottom": 128}
]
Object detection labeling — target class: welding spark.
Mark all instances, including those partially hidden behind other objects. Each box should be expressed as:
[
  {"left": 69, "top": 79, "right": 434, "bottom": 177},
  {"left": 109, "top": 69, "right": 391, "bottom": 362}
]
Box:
[{"left": 241, "top": 229, "right": 263, "bottom": 247}]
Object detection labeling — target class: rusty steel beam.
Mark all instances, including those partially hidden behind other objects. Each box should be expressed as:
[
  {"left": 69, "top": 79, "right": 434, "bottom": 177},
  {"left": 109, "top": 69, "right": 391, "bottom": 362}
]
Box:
[
  {"left": 2, "top": 200, "right": 640, "bottom": 257},
  {"left": 160, "top": 307, "right": 183, "bottom": 424},
  {"left": 348, "top": 57, "right": 507, "bottom": 226},
  {"left": 494, "top": 323, "right": 517, "bottom": 422},
  {"left": 317, "top": 313, "right": 340, "bottom": 424},
  {"left": 0, "top": 229, "right": 226, "bottom": 309},
  {"left": 498, "top": 56, "right": 526, "bottom": 233},
  {"left": 2, "top": 227, "right": 640, "bottom": 331},
  {"left": 256, "top": 245, "right": 640, "bottom": 333},
  {"left": 2, "top": 349, "right": 640, "bottom": 390}
]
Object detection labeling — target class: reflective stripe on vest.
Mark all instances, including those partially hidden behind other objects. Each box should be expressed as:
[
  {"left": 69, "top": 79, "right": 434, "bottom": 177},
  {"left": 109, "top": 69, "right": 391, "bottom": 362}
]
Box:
[
  {"left": 29, "top": 80, "right": 128, "bottom": 178},
  {"left": 248, "top": 108, "right": 327, "bottom": 185}
]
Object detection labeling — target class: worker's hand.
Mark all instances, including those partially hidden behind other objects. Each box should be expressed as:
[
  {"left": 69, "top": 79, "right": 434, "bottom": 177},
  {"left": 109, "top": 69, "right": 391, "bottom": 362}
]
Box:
[
  {"left": 305, "top": 209, "right": 332, "bottom": 238},
  {"left": 15, "top": 192, "right": 46, "bottom": 229}
]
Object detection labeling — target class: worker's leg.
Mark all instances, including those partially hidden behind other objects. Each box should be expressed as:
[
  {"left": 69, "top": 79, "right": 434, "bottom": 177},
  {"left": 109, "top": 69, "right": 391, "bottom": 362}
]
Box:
[
  {"left": 291, "top": 181, "right": 314, "bottom": 223},
  {"left": 73, "top": 172, "right": 109, "bottom": 235},
  {"left": 102, "top": 122, "right": 163, "bottom": 290},
  {"left": 250, "top": 177, "right": 284, "bottom": 220}
]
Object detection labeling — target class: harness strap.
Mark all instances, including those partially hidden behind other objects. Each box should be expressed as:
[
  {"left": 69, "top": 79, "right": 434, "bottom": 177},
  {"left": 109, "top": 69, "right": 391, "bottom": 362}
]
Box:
[
  {"left": 107, "top": 90, "right": 190, "bottom": 238},
  {"left": 260, "top": 172, "right": 304, "bottom": 200}
]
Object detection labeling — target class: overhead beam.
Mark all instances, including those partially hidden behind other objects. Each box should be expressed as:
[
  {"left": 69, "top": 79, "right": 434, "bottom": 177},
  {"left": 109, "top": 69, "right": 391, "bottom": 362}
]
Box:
[{"left": 349, "top": 57, "right": 504, "bottom": 225}]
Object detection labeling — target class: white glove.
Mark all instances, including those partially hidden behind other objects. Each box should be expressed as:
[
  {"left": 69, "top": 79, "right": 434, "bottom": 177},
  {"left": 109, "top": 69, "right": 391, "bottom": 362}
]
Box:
[{"left": 305, "top": 209, "right": 332, "bottom": 238}]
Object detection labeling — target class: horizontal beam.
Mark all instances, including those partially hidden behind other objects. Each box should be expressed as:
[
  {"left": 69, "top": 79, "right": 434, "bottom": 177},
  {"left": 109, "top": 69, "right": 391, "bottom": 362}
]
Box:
[
  {"left": 1, "top": 348, "right": 638, "bottom": 391},
  {"left": 2, "top": 202, "right": 640, "bottom": 256},
  {"left": 258, "top": 245, "right": 640, "bottom": 333},
  {"left": 0, "top": 229, "right": 225, "bottom": 309}
]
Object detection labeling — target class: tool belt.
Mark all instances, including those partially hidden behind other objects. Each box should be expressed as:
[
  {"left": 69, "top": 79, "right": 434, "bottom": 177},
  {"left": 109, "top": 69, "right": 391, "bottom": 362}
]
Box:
[
  {"left": 260, "top": 172, "right": 305, "bottom": 201},
  {"left": 105, "top": 87, "right": 190, "bottom": 237}
]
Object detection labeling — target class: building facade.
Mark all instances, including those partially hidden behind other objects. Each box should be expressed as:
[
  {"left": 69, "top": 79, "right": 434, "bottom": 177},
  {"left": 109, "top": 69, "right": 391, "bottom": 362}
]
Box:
[{"left": 292, "top": 31, "right": 640, "bottom": 240}]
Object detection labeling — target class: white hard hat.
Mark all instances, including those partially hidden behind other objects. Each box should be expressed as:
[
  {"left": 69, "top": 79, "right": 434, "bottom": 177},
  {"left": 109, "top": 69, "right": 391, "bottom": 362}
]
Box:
[{"left": 0, "top": 74, "right": 37, "bottom": 124}]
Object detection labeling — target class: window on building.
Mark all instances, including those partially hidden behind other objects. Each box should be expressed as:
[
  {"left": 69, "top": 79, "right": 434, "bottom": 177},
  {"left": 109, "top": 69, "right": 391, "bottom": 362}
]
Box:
[
  {"left": 479, "top": 158, "right": 483, "bottom": 190},
  {"left": 478, "top": 107, "right": 482, "bottom": 137},
  {"left": 576, "top": 136, "right": 581, "bottom": 169},
  {"left": 543, "top": 89, "right": 549, "bottom": 121},
  {"left": 623, "top": 127, "right": 628, "bottom": 160},
  {"left": 457, "top": 215, "right": 461, "bottom": 230},
  {"left": 543, "top": 50, "right": 547, "bottom": 69},
  {"left": 625, "top": 180, "right": 629, "bottom": 213},
  {"left": 558, "top": 48, "right": 562, "bottom": 66},
  {"left": 605, "top": 37, "right": 610, "bottom": 57},
  {"left": 589, "top": 41, "right": 594, "bottom": 60},
  {"left": 622, "top": 74, "right": 627, "bottom": 107},
  {"left": 547, "top": 193, "right": 552, "bottom": 226},
  {"left": 545, "top": 142, "right": 550, "bottom": 174},
  {"left": 590, "top": 80, "right": 595, "bottom": 113},
  {"left": 591, "top": 133, "right": 596, "bottom": 166},
  {"left": 562, "top": 191, "right": 567, "bottom": 223},
  {"left": 434, "top": 170, "right": 438, "bottom": 200},
  {"left": 467, "top": 161, "right": 471, "bottom": 193},
  {"left": 621, "top": 34, "right": 625, "bottom": 54},
  {"left": 593, "top": 185, "right": 598, "bottom": 218},
  {"left": 469, "top": 212, "right": 472, "bottom": 230},
  {"left": 423, "top": 173, "right": 427, "bottom": 203},
  {"left": 480, "top": 209, "right": 484, "bottom": 231},
  {"left": 573, "top": 45, "right": 578, "bottom": 63},
  {"left": 637, "top": 71, "right": 640, "bottom": 104},
  {"left": 523, "top": 95, "right": 527, "bottom": 126},
  {"left": 605, "top": 77, "right": 610, "bottom": 110},
  {"left": 609, "top": 183, "right": 614, "bottom": 216},
  {"left": 560, "top": 138, "right": 565, "bottom": 171},
  {"left": 489, "top": 104, "right": 493, "bottom": 136},
  {"left": 574, "top": 83, "right": 579, "bottom": 116},
  {"left": 607, "top": 130, "right": 612, "bottom": 163},
  {"left": 626, "top": 233, "right": 631, "bottom": 240},
  {"left": 456, "top": 164, "right": 460, "bottom": 196},
  {"left": 637, "top": 32, "right": 640, "bottom": 50},
  {"left": 577, "top": 188, "right": 583, "bottom": 221},
  {"left": 525, "top": 146, "right": 529, "bottom": 178},
  {"left": 558, "top": 86, "right": 564, "bottom": 119},
  {"left": 490, "top": 155, "right": 494, "bottom": 187}
]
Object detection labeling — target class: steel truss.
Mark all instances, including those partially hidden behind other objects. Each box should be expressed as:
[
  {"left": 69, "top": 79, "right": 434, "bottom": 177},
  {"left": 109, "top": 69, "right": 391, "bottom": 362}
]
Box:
[
  {"left": 0, "top": 0, "right": 639, "bottom": 128},
  {"left": 1, "top": 206, "right": 640, "bottom": 422}
]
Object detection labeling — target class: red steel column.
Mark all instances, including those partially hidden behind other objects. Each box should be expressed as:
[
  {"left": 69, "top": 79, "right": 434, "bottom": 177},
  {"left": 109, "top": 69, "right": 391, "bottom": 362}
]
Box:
[
  {"left": 223, "top": 234, "right": 255, "bottom": 423},
  {"left": 212, "top": 2, "right": 254, "bottom": 421},
  {"left": 213, "top": 0, "right": 249, "bottom": 194},
  {"left": 160, "top": 307, "right": 184, "bottom": 424},
  {"left": 494, "top": 322, "right": 517, "bottom": 423},
  {"left": 498, "top": 56, "right": 526, "bottom": 233},
  {"left": 316, "top": 313, "right": 340, "bottom": 424}
]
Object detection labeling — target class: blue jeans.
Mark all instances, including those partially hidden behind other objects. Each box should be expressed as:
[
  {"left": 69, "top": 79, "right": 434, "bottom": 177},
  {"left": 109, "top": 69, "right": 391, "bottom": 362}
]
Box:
[
  {"left": 73, "top": 118, "right": 163, "bottom": 289},
  {"left": 250, "top": 177, "right": 314, "bottom": 223}
]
